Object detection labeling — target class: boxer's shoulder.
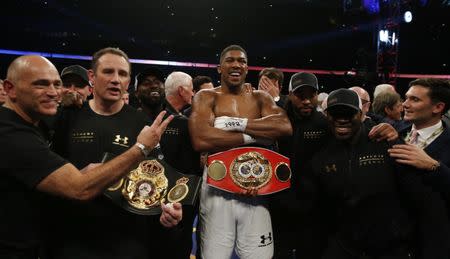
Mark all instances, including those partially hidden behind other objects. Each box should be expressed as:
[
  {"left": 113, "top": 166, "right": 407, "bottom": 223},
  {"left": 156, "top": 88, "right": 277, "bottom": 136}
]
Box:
[{"left": 193, "top": 88, "right": 218, "bottom": 106}]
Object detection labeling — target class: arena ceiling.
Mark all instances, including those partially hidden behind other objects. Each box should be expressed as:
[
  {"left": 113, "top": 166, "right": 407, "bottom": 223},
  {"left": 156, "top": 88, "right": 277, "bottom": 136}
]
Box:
[{"left": 1, "top": 0, "right": 449, "bottom": 81}]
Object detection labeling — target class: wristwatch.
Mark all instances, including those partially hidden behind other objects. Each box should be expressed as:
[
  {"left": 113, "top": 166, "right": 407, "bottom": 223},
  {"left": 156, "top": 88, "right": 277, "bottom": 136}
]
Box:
[
  {"left": 273, "top": 96, "right": 280, "bottom": 102},
  {"left": 135, "top": 142, "right": 151, "bottom": 157},
  {"left": 430, "top": 160, "right": 441, "bottom": 172}
]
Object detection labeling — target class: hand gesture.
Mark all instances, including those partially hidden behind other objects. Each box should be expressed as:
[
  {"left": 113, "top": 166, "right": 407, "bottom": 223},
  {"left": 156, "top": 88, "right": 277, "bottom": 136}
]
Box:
[
  {"left": 160, "top": 202, "right": 183, "bottom": 228},
  {"left": 60, "top": 90, "right": 83, "bottom": 108},
  {"left": 137, "top": 111, "right": 173, "bottom": 150},
  {"left": 258, "top": 76, "right": 279, "bottom": 98},
  {"left": 368, "top": 123, "right": 398, "bottom": 142},
  {"left": 239, "top": 187, "right": 258, "bottom": 197},
  {"left": 388, "top": 143, "right": 438, "bottom": 170}
]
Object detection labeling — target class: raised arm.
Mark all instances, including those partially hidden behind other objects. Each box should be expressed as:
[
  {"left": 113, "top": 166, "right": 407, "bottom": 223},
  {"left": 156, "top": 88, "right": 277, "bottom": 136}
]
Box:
[
  {"left": 243, "top": 91, "right": 292, "bottom": 139},
  {"left": 37, "top": 111, "right": 173, "bottom": 201},
  {"left": 189, "top": 90, "right": 245, "bottom": 152}
]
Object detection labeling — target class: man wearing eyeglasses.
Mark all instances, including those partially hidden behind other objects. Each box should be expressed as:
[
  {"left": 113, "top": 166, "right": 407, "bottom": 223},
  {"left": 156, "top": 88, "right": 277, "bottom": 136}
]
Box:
[{"left": 349, "top": 86, "right": 374, "bottom": 127}]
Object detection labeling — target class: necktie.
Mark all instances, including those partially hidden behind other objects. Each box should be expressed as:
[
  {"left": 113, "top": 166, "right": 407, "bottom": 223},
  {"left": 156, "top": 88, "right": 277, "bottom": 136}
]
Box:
[{"left": 408, "top": 129, "right": 419, "bottom": 145}]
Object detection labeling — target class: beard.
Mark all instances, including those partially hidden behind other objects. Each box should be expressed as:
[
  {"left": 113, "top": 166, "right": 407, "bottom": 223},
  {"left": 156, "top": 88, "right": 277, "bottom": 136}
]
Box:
[
  {"left": 222, "top": 74, "right": 245, "bottom": 90},
  {"left": 138, "top": 93, "right": 164, "bottom": 109}
]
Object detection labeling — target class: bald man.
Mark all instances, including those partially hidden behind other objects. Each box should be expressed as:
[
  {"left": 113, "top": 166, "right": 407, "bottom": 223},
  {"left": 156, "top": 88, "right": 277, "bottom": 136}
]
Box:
[
  {"left": 0, "top": 55, "right": 177, "bottom": 258},
  {"left": 349, "top": 86, "right": 376, "bottom": 127}
]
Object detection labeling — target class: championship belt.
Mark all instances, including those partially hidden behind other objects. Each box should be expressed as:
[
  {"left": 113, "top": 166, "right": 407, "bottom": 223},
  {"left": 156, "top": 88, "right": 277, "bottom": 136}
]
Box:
[
  {"left": 102, "top": 148, "right": 201, "bottom": 215},
  {"left": 207, "top": 147, "right": 291, "bottom": 195}
]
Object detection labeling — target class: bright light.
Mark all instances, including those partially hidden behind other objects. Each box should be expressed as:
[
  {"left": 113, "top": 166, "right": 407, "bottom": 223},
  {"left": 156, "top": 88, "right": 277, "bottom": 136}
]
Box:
[
  {"left": 379, "top": 30, "right": 389, "bottom": 43},
  {"left": 404, "top": 11, "right": 413, "bottom": 23},
  {"left": 379, "top": 30, "right": 397, "bottom": 46}
]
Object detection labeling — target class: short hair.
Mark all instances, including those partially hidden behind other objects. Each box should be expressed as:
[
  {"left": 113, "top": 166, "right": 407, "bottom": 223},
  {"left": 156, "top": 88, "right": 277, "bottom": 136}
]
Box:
[
  {"left": 373, "top": 84, "right": 395, "bottom": 99},
  {"left": 219, "top": 45, "right": 247, "bottom": 63},
  {"left": 409, "top": 78, "right": 450, "bottom": 115},
  {"left": 192, "top": 76, "right": 213, "bottom": 92},
  {"left": 372, "top": 91, "right": 402, "bottom": 117},
  {"left": 91, "top": 47, "right": 131, "bottom": 73},
  {"left": 259, "top": 67, "right": 284, "bottom": 89},
  {"left": 164, "top": 71, "right": 192, "bottom": 97}
]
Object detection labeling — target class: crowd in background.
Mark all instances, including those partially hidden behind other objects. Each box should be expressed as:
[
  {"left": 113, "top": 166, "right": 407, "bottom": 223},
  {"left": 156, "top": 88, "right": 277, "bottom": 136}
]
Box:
[{"left": 1, "top": 45, "right": 450, "bottom": 259}]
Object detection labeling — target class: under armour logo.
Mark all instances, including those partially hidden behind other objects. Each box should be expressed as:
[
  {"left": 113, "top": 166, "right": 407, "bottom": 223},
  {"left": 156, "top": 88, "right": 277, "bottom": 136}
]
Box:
[
  {"left": 114, "top": 135, "right": 129, "bottom": 145},
  {"left": 260, "top": 232, "right": 272, "bottom": 245},
  {"left": 325, "top": 164, "right": 337, "bottom": 173}
]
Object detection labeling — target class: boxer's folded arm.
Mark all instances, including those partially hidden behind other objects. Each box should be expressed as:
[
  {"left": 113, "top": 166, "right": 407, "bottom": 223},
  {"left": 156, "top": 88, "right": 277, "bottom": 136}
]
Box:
[
  {"left": 191, "top": 126, "right": 246, "bottom": 152},
  {"left": 189, "top": 90, "right": 246, "bottom": 152},
  {"left": 245, "top": 113, "right": 292, "bottom": 139},
  {"left": 244, "top": 92, "right": 292, "bottom": 139}
]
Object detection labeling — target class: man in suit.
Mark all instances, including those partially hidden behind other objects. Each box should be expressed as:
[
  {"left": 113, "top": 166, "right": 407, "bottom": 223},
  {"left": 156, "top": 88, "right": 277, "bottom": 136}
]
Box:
[{"left": 389, "top": 78, "right": 450, "bottom": 209}]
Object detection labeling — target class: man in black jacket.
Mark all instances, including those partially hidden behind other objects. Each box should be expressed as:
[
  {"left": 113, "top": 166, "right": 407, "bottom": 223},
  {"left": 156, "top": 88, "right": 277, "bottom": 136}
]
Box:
[
  {"left": 273, "top": 73, "right": 398, "bottom": 259},
  {"left": 311, "top": 88, "right": 449, "bottom": 258},
  {"left": 135, "top": 69, "right": 201, "bottom": 258}
]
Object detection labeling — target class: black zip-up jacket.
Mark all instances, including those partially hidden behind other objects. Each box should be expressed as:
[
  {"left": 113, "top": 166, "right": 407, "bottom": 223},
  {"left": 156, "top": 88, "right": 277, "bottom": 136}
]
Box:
[{"left": 310, "top": 125, "right": 450, "bottom": 258}]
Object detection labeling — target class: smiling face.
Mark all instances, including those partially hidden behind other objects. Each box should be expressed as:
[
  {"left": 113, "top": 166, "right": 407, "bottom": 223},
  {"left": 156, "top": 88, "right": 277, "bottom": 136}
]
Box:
[
  {"left": 5, "top": 56, "right": 62, "bottom": 122},
  {"left": 89, "top": 53, "right": 130, "bottom": 104},
  {"left": 403, "top": 85, "right": 444, "bottom": 129},
  {"left": 218, "top": 50, "right": 248, "bottom": 90},
  {"left": 136, "top": 75, "right": 165, "bottom": 107},
  {"left": 327, "top": 106, "right": 362, "bottom": 141}
]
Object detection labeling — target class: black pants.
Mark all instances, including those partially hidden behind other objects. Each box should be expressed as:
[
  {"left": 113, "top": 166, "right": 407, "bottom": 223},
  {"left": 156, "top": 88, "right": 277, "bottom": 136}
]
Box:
[
  {"left": 321, "top": 237, "right": 413, "bottom": 259},
  {"left": 270, "top": 190, "right": 324, "bottom": 259}
]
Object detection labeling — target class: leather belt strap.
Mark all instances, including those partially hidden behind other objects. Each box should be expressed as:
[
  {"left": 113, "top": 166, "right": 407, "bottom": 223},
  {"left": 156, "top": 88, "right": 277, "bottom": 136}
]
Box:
[{"left": 207, "top": 147, "right": 291, "bottom": 195}]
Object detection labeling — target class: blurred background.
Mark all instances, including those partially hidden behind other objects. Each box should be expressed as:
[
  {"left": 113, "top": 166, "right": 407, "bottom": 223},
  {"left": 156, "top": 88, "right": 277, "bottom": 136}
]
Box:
[{"left": 1, "top": 0, "right": 449, "bottom": 96}]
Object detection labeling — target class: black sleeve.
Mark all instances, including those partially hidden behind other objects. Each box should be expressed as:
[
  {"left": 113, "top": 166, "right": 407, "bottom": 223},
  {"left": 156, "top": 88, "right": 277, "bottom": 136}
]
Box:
[
  {"left": 50, "top": 106, "right": 77, "bottom": 157},
  {"left": 161, "top": 115, "right": 201, "bottom": 175},
  {"left": 394, "top": 160, "right": 450, "bottom": 259},
  {"left": 308, "top": 152, "right": 339, "bottom": 253},
  {"left": 1, "top": 127, "right": 68, "bottom": 189},
  {"left": 422, "top": 161, "right": 450, "bottom": 198},
  {"left": 177, "top": 116, "right": 201, "bottom": 175}
]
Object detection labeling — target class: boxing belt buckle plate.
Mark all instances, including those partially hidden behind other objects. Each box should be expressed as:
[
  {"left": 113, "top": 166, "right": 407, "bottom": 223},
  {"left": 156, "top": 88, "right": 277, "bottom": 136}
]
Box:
[
  {"left": 207, "top": 147, "right": 291, "bottom": 195},
  {"left": 102, "top": 151, "right": 201, "bottom": 215}
]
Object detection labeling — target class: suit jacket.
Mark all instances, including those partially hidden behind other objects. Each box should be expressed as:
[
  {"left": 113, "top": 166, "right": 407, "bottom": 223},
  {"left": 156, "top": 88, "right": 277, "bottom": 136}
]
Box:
[{"left": 400, "top": 120, "right": 450, "bottom": 203}]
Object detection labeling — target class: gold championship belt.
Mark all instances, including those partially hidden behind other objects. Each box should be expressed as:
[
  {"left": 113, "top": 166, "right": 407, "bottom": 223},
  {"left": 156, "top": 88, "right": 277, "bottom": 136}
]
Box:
[
  {"left": 102, "top": 151, "right": 201, "bottom": 215},
  {"left": 207, "top": 147, "right": 291, "bottom": 195}
]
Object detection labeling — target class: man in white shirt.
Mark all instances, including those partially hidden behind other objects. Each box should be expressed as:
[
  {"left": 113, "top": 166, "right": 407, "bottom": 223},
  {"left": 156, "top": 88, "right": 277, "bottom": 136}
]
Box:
[
  {"left": 389, "top": 78, "right": 450, "bottom": 217},
  {"left": 389, "top": 78, "right": 450, "bottom": 255}
]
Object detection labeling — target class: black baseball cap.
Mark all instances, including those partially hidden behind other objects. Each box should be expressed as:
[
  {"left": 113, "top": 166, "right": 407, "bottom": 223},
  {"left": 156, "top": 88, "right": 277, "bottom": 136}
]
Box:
[
  {"left": 61, "top": 65, "right": 91, "bottom": 86},
  {"left": 135, "top": 67, "right": 165, "bottom": 89},
  {"left": 326, "top": 88, "right": 362, "bottom": 112},
  {"left": 288, "top": 72, "right": 319, "bottom": 92}
]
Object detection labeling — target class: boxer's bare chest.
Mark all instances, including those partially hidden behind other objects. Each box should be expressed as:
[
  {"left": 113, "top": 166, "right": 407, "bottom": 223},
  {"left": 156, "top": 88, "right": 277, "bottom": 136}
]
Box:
[{"left": 213, "top": 92, "right": 261, "bottom": 119}]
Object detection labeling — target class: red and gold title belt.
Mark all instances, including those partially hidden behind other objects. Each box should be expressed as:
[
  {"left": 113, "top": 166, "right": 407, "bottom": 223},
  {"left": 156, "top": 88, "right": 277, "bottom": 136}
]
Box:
[{"left": 207, "top": 147, "right": 291, "bottom": 195}]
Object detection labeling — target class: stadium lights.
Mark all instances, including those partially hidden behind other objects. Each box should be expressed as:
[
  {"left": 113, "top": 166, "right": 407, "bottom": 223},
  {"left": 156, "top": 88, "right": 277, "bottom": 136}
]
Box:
[{"left": 404, "top": 11, "right": 413, "bottom": 23}]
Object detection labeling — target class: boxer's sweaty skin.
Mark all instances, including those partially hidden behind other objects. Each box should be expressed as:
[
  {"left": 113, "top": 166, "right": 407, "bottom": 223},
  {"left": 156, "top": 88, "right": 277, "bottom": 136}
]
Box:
[{"left": 189, "top": 51, "right": 291, "bottom": 153}]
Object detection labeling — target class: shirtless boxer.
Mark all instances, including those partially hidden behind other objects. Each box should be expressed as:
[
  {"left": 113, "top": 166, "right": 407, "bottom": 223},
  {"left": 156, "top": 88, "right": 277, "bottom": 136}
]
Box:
[{"left": 189, "top": 45, "right": 292, "bottom": 259}]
